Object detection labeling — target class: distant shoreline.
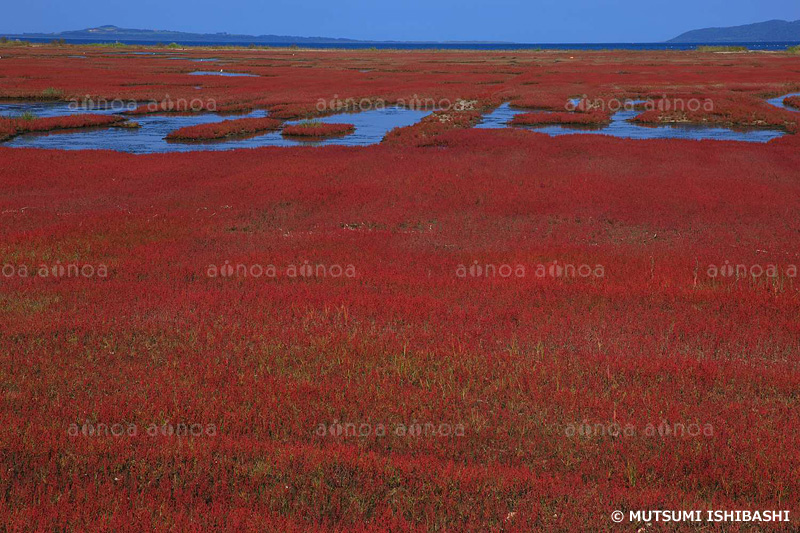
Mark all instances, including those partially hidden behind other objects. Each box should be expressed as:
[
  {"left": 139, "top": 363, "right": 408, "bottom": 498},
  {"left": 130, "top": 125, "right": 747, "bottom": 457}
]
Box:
[{"left": 3, "top": 36, "right": 800, "bottom": 51}]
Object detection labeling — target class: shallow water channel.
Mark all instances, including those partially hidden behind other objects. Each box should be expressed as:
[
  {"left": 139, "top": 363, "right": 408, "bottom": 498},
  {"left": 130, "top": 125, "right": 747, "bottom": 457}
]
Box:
[
  {"left": 476, "top": 100, "right": 789, "bottom": 143},
  {"left": 0, "top": 102, "right": 429, "bottom": 153}
]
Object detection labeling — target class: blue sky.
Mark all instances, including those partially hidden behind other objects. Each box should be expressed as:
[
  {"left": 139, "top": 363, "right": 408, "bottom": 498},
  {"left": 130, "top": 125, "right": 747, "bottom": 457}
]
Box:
[{"left": 4, "top": 0, "right": 800, "bottom": 43}]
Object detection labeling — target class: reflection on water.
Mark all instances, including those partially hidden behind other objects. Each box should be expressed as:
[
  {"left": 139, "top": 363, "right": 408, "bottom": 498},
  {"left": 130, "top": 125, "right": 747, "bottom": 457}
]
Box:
[
  {"left": 477, "top": 102, "right": 787, "bottom": 143},
  {"left": 0, "top": 102, "right": 429, "bottom": 153},
  {"left": 189, "top": 70, "right": 259, "bottom": 77}
]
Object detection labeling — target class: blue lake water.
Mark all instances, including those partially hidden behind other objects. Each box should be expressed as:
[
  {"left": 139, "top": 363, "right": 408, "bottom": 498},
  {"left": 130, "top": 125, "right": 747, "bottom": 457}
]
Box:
[
  {"left": 0, "top": 101, "right": 135, "bottom": 117},
  {"left": 766, "top": 92, "right": 800, "bottom": 112},
  {"left": 10, "top": 37, "right": 800, "bottom": 51},
  {"left": 167, "top": 58, "right": 219, "bottom": 62},
  {"left": 0, "top": 102, "right": 429, "bottom": 152},
  {"left": 1, "top": 93, "right": 795, "bottom": 152},
  {"left": 189, "top": 71, "right": 259, "bottom": 77},
  {"left": 476, "top": 102, "right": 787, "bottom": 143}
]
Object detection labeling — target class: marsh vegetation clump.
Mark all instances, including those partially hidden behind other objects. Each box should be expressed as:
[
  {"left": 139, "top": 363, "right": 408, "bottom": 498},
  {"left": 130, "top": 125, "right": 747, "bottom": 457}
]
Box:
[
  {"left": 41, "top": 87, "right": 65, "bottom": 100},
  {"left": 281, "top": 121, "right": 355, "bottom": 138},
  {"left": 696, "top": 45, "right": 748, "bottom": 52}
]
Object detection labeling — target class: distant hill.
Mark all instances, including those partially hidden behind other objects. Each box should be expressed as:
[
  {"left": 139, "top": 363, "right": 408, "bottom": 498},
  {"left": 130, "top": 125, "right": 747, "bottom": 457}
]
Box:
[
  {"left": 3, "top": 25, "right": 363, "bottom": 44},
  {"left": 669, "top": 19, "right": 800, "bottom": 43},
  {"left": 1, "top": 25, "right": 509, "bottom": 45}
]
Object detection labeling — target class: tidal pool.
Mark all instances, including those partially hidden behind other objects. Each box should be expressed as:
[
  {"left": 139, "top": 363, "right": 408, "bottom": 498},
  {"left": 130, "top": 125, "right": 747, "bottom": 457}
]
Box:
[
  {"left": 167, "top": 57, "right": 220, "bottom": 62},
  {"left": 0, "top": 102, "right": 429, "bottom": 153},
  {"left": 766, "top": 92, "right": 800, "bottom": 112},
  {"left": 477, "top": 102, "right": 786, "bottom": 143},
  {"left": 189, "top": 71, "right": 259, "bottom": 77}
]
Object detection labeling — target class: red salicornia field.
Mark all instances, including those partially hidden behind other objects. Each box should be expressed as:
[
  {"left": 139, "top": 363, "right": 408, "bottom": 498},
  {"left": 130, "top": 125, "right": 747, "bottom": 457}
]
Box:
[{"left": 0, "top": 43, "right": 799, "bottom": 531}]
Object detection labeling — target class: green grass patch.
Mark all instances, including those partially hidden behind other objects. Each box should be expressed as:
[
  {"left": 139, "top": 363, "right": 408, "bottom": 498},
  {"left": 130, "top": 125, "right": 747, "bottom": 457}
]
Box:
[
  {"left": 41, "top": 87, "right": 64, "bottom": 99},
  {"left": 696, "top": 45, "right": 748, "bottom": 52}
]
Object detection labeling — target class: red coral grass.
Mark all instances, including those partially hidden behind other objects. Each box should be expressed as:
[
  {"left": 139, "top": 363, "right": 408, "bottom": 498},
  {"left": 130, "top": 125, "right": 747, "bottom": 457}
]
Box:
[
  {"left": 1, "top": 44, "right": 800, "bottom": 532},
  {"left": 511, "top": 110, "right": 610, "bottom": 126},
  {"left": 784, "top": 96, "right": 800, "bottom": 110},
  {"left": 384, "top": 110, "right": 482, "bottom": 146},
  {"left": 0, "top": 121, "right": 15, "bottom": 141},
  {"left": 281, "top": 122, "right": 355, "bottom": 138},
  {"left": 165, "top": 117, "right": 283, "bottom": 141},
  {"left": 0, "top": 113, "right": 127, "bottom": 140},
  {"left": 633, "top": 93, "right": 800, "bottom": 133},
  {"left": 265, "top": 102, "right": 322, "bottom": 120}
]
